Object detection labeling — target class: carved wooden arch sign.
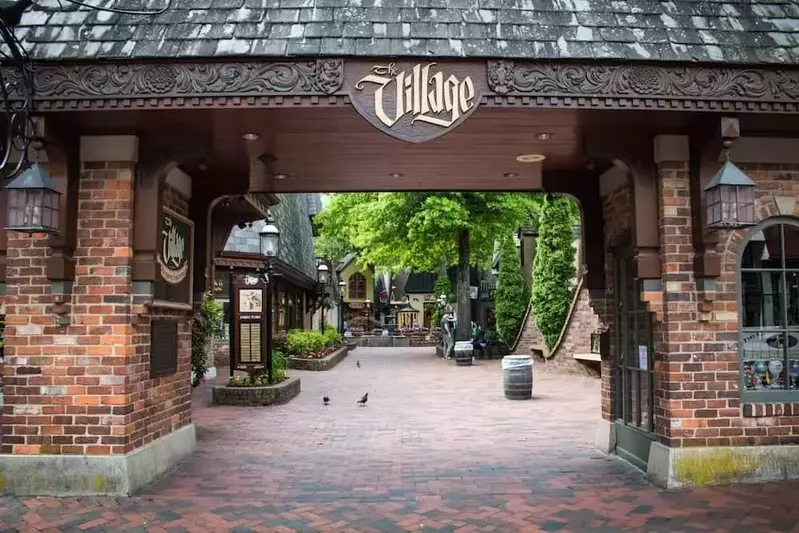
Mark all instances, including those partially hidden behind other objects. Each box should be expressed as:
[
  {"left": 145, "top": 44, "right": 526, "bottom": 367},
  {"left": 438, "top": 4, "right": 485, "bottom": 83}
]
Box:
[{"left": 347, "top": 61, "right": 487, "bottom": 143}]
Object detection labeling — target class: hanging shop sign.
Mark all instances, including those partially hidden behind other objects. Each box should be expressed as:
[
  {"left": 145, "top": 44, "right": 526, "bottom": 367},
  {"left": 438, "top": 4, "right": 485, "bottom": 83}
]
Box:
[
  {"left": 348, "top": 61, "right": 486, "bottom": 143},
  {"left": 154, "top": 208, "right": 194, "bottom": 306}
]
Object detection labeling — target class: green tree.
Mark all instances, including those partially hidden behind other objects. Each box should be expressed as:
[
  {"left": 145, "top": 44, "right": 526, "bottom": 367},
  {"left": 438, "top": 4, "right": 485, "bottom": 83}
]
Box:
[
  {"left": 531, "top": 196, "right": 578, "bottom": 349},
  {"left": 495, "top": 235, "right": 529, "bottom": 345},
  {"left": 315, "top": 193, "right": 539, "bottom": 340}
]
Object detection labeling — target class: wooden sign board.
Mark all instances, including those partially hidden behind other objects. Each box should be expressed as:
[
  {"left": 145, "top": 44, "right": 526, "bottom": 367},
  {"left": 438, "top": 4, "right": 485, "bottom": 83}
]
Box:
[
  {"left": 348, "top": 61, "right": 487, "bottom": 144},
  {"left": 154, "top": 207, "right": 194, "bottom": 306},
  {"left": 232, "top": 274, "right": 269, "bottom": 369}
]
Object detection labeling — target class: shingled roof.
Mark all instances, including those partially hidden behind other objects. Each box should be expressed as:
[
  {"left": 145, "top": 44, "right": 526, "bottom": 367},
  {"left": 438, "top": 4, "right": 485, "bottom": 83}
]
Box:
[{"left": 12, "top": 0, "right": 799, "bottom": 64}]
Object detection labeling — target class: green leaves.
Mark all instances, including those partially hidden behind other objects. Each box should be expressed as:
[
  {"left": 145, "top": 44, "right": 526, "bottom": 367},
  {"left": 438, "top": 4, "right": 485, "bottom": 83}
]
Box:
[
  {"left": 315, "top": 192, "right": 540, "bottom": 274},
  {"left": 495, "top": 234, "right": 529, "bottom": 345},
  {"left": 531, "top": 196, "right": 577, "bottom": 350}
]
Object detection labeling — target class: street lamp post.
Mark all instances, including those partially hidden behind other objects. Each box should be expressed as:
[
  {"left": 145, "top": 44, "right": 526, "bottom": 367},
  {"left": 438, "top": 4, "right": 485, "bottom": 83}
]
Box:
[
  {"left": 338, "top": 280, "right": 346, "bottom": 335},
  {"left": 317, "top": 262, "right": 330, "bottom": 331},
  {"left": 259, "top": 217, "right": 280, "bottom": 383}
]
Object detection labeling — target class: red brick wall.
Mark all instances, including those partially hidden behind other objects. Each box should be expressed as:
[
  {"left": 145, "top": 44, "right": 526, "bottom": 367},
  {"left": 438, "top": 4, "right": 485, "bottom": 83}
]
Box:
[
  {"left": 2, "top": 161, "right": 136, "bottom": 455},
  {"left": 653, "top": 162, "right": 799, "bottom": 448},
  {"left": 128, "top": 183, "right": 192, "bottom": 450},
  {"left": 1, "top": 232, "right": 54, "bottom": 454},
  {"left": 2, "top": 163, "right": 194, "bottom": 455},
  {"left": 652, "top": 161, "right": 702, "bottom": 447},
  {"left": 548, "top": 283, "right": 601, "bottom": 376},
  {"left": 594, "top": 181, "right": 633, "bottom": 421}
]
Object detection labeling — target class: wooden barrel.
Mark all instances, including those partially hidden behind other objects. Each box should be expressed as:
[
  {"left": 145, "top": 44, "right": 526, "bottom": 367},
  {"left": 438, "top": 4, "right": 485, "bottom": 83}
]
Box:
[
  {"left": 502, "top": 355, "right": 533, "bottom": 400},
  {"left": 454, "top": 341, "right": 473, "bottom": 366}
]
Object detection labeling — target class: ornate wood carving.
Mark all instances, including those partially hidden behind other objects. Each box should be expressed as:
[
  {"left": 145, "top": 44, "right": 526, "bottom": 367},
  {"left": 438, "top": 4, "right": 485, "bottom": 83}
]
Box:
[
  {"left": 1, "top": 58, "right": 795, "bottom": 113},
  {"left": 32, "top": 59, "right": 343, "bottom": 98},
  {"left": 486, "top": 60, "right": 799, "bottom": 113}
]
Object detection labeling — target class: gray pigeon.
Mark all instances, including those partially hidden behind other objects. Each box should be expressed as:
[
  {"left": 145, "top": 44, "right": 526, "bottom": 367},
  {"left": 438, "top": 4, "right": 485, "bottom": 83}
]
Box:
[{"left": 357, "top": 392, "right": 368, "bottom": 406}]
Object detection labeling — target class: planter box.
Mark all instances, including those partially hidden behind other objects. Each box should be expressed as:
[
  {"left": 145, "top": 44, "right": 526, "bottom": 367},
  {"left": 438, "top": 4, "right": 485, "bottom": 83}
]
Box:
[
  {"left": 392, "top": 336, "right": 410, "bottom": 347},
  {"left": 287, "top": 345, "right": 349, "bottom": 371},
  {"left": 212, "top": 376, "right": 301, "bottom": 406}
]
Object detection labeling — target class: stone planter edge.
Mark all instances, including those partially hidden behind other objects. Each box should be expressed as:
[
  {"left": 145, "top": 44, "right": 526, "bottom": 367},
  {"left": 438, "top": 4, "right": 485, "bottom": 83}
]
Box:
[
  {"left": 287, "top": 345, "right": 350, "bottom": 371},
  {"left": 212, "top": 376, "right": 301, "bottom": 406}
]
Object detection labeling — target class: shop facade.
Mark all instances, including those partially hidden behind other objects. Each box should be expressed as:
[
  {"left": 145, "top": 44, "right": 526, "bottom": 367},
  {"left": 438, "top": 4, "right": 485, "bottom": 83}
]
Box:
[{"left": 0, "top": 1, "right": 797, "bottom": 495}]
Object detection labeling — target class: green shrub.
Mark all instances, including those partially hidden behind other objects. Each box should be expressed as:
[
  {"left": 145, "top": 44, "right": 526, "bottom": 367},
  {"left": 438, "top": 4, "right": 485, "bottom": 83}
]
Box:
[
  {"left": 323, "top": 325, "right": 342, "bottom": 347},
  {"left": 285, "top": 329, "right": 327, "bottom": 356},
  {"left": 531, "top": 196, "right": 577, "bottom": 349},
  {"left": 495, "top": 235, "right": 529, "bottom": 345},
  {"left": 228, "top": 351, "right": 288, "bottom": 387},
  {"left": 191, "top": 294, "right": 223, "bottom": 387}
]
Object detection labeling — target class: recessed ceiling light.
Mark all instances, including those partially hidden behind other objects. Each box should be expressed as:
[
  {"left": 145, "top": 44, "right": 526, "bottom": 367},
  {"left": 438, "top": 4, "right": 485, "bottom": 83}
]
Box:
[
  {"left": 273, "top": 173, "right": 289, "bottom": 180},
  {"left": 536, "top": 132, "right": 552, "bottom": 141},
  {"left": 389, "top": 172, "right": 404, "bottom": 178},
  {"left": 503, "top": 172, "right": 520, "bottom": 179},
  {"left": 516, "top": 154, "right": 547, "bottom": 163},
  {"left": 241, "top": 132, "right": 261, "bottom": 141}
]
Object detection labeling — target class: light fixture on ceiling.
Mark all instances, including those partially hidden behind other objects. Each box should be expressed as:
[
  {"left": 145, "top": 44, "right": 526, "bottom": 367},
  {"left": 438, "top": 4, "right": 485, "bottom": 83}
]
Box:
[
  {"left": 389, "top": 172, "right": 404, "bottom": 178},
  {"left": 241, "top": 132, "right": 261, "bottom": 141},
  {"left": 273, "top": 173, "right": 289, "bottom": 180},
  {"left": 516, "top": 154, "right": 547, "bottom": 163},
  {"left": 536, "top": 132, "right": 552, "bottom": 141},
  {"left": 503, "top": 172, "right": 520, "bottom": 179}
]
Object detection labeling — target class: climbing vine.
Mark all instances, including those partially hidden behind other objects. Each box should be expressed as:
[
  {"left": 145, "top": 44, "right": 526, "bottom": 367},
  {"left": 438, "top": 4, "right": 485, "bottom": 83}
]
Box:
[{"left": 192, "top": 293, "right": 223, "bottom": 387}]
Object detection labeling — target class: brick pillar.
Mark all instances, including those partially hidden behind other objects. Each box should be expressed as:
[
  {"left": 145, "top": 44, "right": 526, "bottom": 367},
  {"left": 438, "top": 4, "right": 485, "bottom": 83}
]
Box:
[
  {"left": 0, "top": 136, "right": 195, "bottom": 496},
  {"left": 651, "top": 135, "right": 702, "bottom": 447}
]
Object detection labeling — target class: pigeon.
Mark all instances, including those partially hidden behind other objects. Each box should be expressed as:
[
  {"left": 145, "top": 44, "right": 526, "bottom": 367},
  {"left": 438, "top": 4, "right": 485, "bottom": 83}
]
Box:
[
  {"left": 323, "top": 396, "right": 330, "bottom": 405},
  {"left": 357, "top": 392, "right": 368, "bottom": 406},
  {"left": 356, "top": 360, "right": 361, "bottom": 368}
]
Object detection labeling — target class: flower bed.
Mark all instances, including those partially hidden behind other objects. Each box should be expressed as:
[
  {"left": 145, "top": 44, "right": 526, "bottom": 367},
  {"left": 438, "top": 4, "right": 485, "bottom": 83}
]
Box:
[
  {"left": 288, "top": 345, "right": 350, "bottom": 371},
  {"left": 213, "top": 376, "right": 301, "bottom": 406}
]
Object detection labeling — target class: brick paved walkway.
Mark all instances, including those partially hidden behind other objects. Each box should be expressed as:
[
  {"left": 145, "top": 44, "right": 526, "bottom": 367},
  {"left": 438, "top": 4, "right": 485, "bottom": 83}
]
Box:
[{"left": 2, "top": 347, "right": 799, "bottom": 532}]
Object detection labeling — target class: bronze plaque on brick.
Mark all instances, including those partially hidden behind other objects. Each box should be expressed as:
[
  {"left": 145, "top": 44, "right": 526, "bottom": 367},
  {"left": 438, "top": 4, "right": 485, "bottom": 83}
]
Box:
[{"left": 150, "top": 319, "right": 178, "bottom": 378}]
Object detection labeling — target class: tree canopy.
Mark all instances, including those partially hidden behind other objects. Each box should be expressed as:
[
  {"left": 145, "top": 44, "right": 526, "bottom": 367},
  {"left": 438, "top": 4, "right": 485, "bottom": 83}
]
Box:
[
  {"left": 315, "top": 192, "right": 541, "bottom": 339},
  {"left": 495, "top": 235, "right": 529, "bottom": 345},
  {"left": 531, "top": 195, "right": 579, "bottom": 349},
  {"left": 314, "top": 192, "right": 540, "bottom": 273}
]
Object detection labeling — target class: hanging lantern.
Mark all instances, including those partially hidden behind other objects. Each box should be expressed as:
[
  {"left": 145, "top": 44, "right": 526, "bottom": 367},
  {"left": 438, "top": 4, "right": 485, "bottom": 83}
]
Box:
[
  {"left": 704, "top": 160, "right": 756, "bottom": 230},
  {"left": 258, "top": 217, "right": 280, "bottom": 258},
  {"left": 5, "top": 162, "right": 61, "bottom": 234}
]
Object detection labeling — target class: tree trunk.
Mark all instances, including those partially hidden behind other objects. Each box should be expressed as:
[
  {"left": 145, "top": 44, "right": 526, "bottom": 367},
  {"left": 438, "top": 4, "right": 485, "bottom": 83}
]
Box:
[{"left": 456, "top": 229, "right": 471, "bottom": 341}]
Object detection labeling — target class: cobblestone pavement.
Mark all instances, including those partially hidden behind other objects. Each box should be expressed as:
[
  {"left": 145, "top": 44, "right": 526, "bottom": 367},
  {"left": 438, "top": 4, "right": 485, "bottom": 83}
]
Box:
[{"left": 2, "top": 347, "right": 799, "bottom": 532}]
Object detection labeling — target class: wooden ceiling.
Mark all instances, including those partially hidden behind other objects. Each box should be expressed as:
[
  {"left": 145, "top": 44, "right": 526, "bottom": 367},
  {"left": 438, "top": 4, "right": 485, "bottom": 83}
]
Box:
[{"left": 59, "top": 106, "right": 799, "bottom": 194}]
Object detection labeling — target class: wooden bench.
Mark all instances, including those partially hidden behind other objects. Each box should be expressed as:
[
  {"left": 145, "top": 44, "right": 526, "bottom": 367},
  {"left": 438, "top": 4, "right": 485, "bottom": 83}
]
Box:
[{"left": 573, "top": 352, "right": 601, "bottom": 362}]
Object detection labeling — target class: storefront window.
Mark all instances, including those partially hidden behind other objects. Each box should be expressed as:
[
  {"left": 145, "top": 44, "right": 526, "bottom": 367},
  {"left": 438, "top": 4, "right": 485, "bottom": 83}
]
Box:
[
  {"left": 349, "top": 272, "right": 367, "bottom": 300},
  {"left": 739, "top": 219, "right": 799, "bottom": 401}
]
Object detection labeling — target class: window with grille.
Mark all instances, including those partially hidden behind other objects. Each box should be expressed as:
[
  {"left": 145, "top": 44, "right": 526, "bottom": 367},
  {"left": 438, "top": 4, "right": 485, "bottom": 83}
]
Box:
[
  {"left": 349, "top": 272, "right": 367, "bottom": 300},
  {"left": 739, "top": 219, "right": 799, "bottom": 402}
]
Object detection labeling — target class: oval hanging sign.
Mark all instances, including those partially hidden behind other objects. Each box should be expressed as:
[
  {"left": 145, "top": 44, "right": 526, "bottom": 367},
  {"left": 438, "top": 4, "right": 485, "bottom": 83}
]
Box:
[{"left": 348, "top": 61, "right": 485, "bottom": 143}]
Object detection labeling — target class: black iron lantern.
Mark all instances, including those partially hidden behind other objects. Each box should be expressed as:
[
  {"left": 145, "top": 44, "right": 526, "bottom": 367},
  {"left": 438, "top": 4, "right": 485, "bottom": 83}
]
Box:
[
  {"left": 5, "top": 162, "right": 61, "bottom": 234},
  {"left": 704, "top": 160, "right": 756, "bottom": 230},
  {"left": 258, "top": 217, "right": 280, "bottom": 258},
  {"left": 317, "top": 262, "right": 330, "bottom": 285}
]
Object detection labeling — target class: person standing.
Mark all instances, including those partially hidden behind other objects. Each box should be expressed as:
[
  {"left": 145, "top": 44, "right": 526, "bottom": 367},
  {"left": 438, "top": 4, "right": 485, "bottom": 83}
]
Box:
[{"left": 441, "top": 306, "right": 456, "bottom": 360}]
